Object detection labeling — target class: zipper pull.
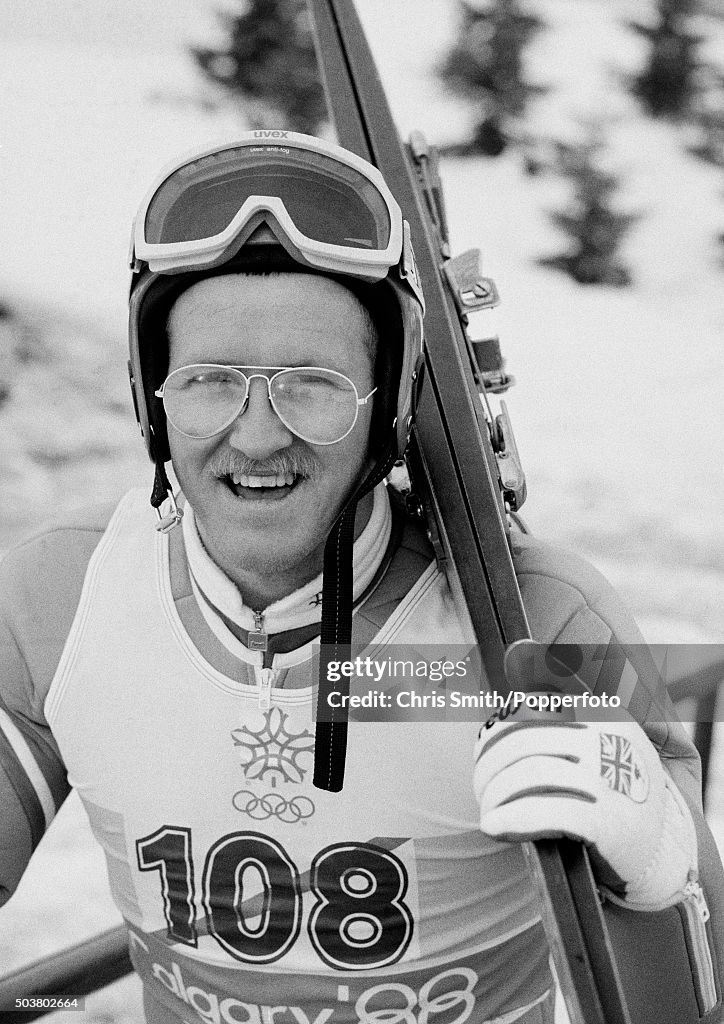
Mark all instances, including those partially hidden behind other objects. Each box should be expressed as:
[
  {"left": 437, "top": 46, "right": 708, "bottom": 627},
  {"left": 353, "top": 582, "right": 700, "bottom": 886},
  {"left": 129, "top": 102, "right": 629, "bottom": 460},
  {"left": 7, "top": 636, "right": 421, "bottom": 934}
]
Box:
[
  {"left": 248, "top": 610, "right": 268, "bottom": 652},
  {"left": 258, "top": 668, "right": 274, "bottom": 711},
  {"left": 683, "top": 872, "right": 711, "bottom": 923}
]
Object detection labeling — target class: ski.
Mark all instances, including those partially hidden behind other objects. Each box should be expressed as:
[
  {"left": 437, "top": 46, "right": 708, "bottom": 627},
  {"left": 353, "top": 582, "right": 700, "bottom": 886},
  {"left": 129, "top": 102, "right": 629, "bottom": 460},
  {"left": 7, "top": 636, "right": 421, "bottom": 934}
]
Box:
[{"left": 306, "top": 2, "right": 633, "bottom": 1022}]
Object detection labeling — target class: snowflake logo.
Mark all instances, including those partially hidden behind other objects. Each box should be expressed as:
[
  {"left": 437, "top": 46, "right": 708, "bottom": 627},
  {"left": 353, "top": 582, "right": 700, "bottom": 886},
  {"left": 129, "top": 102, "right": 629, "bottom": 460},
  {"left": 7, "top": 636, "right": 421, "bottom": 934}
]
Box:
[{"left": 231, "top": 707, "right": 315, "bottom": 787}]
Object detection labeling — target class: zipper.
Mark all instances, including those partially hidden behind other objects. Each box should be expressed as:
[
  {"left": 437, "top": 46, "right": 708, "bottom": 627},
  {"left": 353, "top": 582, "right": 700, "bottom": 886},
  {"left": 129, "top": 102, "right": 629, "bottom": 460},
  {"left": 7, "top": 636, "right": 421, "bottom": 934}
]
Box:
[
  {"left": 680, "top": 872, "right": 718, "bottom": 1014},
  {"left": 247, "top": 609, "right": 274, "bottom": 708},
  {"left": 683, "top": 874, "right": 710, "bottom": 924},
  {"left": 258, "top": 668, "right": 275, "bottom": 711},
  {"left": 248, "top": 610, "right": 268, "bottom": 652},
  {"left": 602, "top": 873, "right": 720, "bottom": 1016}
]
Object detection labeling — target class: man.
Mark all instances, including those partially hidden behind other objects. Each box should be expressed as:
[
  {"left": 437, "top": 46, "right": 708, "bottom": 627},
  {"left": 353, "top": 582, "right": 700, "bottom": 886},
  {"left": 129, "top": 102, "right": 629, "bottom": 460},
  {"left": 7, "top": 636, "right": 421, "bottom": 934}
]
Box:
[{"left": 0, "top": 131, "right": 721, "bottom": 1024}]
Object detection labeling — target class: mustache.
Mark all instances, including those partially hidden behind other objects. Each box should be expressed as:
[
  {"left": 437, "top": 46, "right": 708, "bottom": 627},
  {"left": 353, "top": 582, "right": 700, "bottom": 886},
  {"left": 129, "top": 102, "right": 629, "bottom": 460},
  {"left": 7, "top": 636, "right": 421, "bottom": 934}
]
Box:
[{"left": 210, "top": 449, "right": 320, "bottom": 480}]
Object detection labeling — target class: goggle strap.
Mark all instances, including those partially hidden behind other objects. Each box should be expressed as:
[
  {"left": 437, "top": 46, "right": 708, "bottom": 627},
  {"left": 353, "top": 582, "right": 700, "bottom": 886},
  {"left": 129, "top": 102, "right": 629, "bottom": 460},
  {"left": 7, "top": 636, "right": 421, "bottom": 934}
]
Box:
[
  {"left": 151, "top": 460, "right": 172, "bottom": 509},
  {"left": 399, "top": 221, "right": 424, "bottom": 310},
  {"left": 313, "top": 500, "right": 356, "bottom": 794},
  {"left": 313, "top": 439, "right": 397, "bottom": 793}
]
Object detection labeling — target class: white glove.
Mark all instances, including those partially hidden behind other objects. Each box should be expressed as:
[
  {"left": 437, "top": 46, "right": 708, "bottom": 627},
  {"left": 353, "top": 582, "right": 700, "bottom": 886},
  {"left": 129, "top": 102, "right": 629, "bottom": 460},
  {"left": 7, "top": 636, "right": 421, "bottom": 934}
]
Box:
[{"left": 473, "top": 714, "right": 697, "bottom": 908}]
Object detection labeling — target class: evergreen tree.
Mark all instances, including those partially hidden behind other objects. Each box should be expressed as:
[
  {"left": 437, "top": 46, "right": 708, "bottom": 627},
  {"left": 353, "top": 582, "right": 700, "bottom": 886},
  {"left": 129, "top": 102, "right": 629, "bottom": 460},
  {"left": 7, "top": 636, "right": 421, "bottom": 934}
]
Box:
[
  {"left": 690, "top": 107, "right": 724, "bottom": 167},
  {"left": 439, "top": 0, "right": 545, "bottom": 156},
  {"left": 192, "top": 0, "right": 327, "bottom": 135},
  {"left": 628, "top": 0, "right": 706, "bottom": 119},
  {"left": 0, "top": 304, "right": 11, "bottom": 410},
  {"left": 539, "top": 127, "right": 640, "bottom": 286},
  {"left": 688, "top": 71, "right": 724, "bottom": 167}
]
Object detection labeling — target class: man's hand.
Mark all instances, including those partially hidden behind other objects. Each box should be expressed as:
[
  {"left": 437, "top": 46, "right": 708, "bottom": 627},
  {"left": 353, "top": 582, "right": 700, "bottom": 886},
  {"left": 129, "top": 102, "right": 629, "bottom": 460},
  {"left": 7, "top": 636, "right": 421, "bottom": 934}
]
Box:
[{"left": 473, "top": 715, "right": 697, "bottom": 908}]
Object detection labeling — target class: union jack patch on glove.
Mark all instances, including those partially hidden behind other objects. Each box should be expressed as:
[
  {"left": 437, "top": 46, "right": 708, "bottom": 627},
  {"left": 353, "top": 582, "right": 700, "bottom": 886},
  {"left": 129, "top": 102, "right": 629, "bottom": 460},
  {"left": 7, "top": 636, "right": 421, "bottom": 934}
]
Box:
[
  {"left": 473, "top": 715, "right": 697, "bottom": 908},
  {"left": 600, "top": 731, "right": 649, "bottom": 802}
]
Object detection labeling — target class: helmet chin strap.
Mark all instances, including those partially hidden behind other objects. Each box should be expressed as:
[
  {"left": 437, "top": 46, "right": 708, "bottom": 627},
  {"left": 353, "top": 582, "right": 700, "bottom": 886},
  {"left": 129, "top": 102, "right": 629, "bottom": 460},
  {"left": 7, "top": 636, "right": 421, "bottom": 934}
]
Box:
[
  {"left": 150, "top": 459, "right": 184, "bottom": 534},
  {"left": 313, "top": 437, "right": 397, "bottom": 792}
]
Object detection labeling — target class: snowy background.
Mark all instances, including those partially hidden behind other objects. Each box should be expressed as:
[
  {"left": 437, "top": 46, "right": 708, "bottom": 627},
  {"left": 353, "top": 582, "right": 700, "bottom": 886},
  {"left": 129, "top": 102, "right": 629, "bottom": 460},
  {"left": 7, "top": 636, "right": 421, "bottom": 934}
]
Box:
[{"left": 0, "top": 0, "right": 722, "bottom": 1020}]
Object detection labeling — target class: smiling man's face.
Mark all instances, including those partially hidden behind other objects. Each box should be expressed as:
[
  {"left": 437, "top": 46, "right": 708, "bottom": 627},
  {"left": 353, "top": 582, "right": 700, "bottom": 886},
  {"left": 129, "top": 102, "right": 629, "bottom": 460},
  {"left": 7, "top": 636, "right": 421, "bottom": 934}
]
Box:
[{"left": 165, "top": 272, "right": 377, "bottom": 601}]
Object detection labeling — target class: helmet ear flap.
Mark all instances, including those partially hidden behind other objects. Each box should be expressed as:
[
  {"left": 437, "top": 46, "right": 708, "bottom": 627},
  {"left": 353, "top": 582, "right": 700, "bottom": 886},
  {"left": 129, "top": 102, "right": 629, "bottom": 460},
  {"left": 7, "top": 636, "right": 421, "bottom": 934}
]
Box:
[
  {"left": 134, "top": 275, "right": 189, "bottom": 464},
  {"left": 367, "top": 290, "right": 403, "bottom": 457}
]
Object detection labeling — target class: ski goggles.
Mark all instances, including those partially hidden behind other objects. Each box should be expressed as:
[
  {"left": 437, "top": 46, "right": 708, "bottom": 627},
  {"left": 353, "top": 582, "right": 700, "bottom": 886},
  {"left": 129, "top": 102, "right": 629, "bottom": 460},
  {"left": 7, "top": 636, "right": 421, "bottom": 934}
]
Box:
[
  {"left": 155, "top": 363, "right": 377, "bottom": 446},
  {"left": 131, "top": 131, "right": 407, "bottom": 283}
]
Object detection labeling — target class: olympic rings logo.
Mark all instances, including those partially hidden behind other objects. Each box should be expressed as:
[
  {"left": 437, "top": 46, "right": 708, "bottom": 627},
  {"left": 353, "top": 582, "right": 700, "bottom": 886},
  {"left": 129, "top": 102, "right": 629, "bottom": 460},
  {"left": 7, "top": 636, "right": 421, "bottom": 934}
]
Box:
[{"left": 232, "top": 790, "right": 316, "bottom": 822}]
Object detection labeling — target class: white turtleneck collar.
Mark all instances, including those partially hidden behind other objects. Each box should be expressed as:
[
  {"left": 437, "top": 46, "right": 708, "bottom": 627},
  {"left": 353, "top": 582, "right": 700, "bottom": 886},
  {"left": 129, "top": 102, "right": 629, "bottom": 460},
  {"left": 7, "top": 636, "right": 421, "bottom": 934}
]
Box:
[{"left": 182, "top": 483, "right": 392, "bottom": 637}]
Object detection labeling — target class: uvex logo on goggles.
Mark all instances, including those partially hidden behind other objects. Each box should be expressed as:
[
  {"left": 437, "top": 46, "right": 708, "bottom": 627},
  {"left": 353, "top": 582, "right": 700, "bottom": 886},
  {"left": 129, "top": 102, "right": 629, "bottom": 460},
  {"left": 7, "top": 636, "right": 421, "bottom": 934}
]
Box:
[
  {"left": 253, "top": 130, "right": 289, "bottom": 139},
  {"left": 155, "top": 364, "right": 377, "bottom": 446}
]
